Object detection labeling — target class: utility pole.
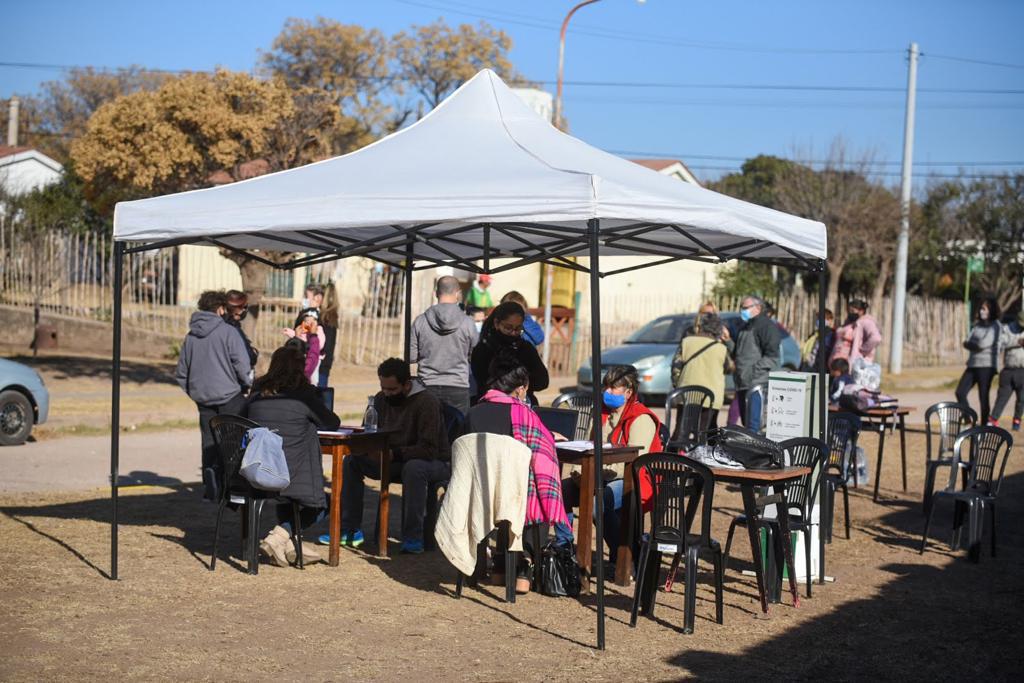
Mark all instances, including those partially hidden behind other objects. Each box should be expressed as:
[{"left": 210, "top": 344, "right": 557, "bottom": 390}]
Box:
[{"left": 889, "top": 42, "right": 918, "bottom": 375}]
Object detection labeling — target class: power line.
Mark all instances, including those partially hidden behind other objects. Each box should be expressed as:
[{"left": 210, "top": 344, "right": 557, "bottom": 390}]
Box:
[
  {"left": 925, "top": 53, "right": 1024, "bottom": 70},
  {"left": 3, "top": 61, "right": 1022, "bottom": 96},
  {"left": 612, "top": 149, "right": 1024, "bottom": 168},
  {"left": 680, "top": 163, "right": 1018, "bottom": 180},
  {"left": 570, "top": 95, "right": 1024, "bottom": 110}
]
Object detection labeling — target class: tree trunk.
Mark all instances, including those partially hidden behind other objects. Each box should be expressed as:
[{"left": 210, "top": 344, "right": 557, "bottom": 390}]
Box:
[
  {"left": 871, "top": 253, "right": 893, "bottom": 319},
  {"left": 827, "top": 257, "right": 846, "bottom": 315}
]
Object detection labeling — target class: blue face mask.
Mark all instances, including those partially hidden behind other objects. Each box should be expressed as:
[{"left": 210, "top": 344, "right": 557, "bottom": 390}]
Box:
[
  {"left": 602, "top": 390, "right": 627, "bottom": 409},
  {"left": 740, "top": 308, "right": 753, "bottom": 322}
]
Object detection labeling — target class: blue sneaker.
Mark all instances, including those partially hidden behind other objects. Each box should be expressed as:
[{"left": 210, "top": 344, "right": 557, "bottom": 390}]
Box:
[
  {"left": 316, "top": 529, "right": 364, "bottom": 547},
  {"left": 401, "top": 539, "right": 424, "bottom": 554}
]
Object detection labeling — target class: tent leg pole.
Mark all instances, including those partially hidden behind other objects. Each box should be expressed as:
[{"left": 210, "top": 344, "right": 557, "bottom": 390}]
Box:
[
  {"left": 110, "top": 241, "right": 125, "bottom": 581},
  {"left": 403, "top": 246, "right": 413, "bottom": 363},
  {"left": 588, "top": 218, "right": 605, "bottom": 651},
  {"left": 818, "top": 261, "right": 827, "bottom": 442}
]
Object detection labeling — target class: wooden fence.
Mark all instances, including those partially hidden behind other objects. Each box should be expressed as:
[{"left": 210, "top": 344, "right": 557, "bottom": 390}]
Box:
[{"left": 1, "top": 226, "right": 966, "bottom": 370}]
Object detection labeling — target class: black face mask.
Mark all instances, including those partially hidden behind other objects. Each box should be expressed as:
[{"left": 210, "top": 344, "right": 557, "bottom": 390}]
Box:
[
  {"left": 384, "top": 393, "right": 406, "bottom": 406},
  {"left": 846, "top": 313, "right": 860, "bottom": 325}
]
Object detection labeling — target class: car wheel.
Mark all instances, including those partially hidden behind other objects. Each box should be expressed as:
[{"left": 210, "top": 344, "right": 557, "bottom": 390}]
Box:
[{"left": 0, "top": 390, "right": 34, "bottom": 446}]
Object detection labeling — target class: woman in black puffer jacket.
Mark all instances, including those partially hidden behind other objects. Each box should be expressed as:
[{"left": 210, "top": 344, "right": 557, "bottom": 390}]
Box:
[{"left": 470, "top": 301, "right": 549, "bottom": 405}]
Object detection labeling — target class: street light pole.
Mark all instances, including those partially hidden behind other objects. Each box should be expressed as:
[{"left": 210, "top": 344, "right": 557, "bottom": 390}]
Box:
[{"left": 555, "top": 0, "right": 603, "bottom": 131}]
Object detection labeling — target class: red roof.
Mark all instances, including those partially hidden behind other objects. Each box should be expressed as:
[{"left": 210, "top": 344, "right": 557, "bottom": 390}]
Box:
[
  {"left": 0, "top": 145, "right": 33, "bottom": 159},
  {"left": 630, "top": 158, "right": 683, "bottom": 172}
]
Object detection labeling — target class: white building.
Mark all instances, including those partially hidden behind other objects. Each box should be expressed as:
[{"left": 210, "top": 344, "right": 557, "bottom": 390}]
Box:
[{"left": 0, "top": 145, "right": 63, "bottom": 196}]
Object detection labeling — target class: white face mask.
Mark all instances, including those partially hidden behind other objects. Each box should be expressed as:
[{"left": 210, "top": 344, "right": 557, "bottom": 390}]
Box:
[
  {"left": 474, "top": 321, "right": 483, "bottom": 333},
  {"left": 301, "top": 298, "right": 310, "bottom": 309},
  {"left": 979, "top": 308, "right": 989, "bottom": 321}
]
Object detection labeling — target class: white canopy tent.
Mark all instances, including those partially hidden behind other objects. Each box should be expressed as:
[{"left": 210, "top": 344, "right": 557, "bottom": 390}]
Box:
[{"left": 111, "top": 69, "right": 828, "bottom": 649}]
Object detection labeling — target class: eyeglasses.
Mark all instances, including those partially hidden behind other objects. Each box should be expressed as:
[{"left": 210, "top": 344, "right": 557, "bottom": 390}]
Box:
[
  {"left": 740, "top": 304, "right": 755, "bottom": 310},
  {"left": 496, "top": 322, "right": 524, "bottom": 335}
]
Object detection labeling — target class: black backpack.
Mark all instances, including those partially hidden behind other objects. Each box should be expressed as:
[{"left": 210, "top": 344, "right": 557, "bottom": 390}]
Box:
[{"left": 706, "top": 425, "right": 784, "bottom": 469}]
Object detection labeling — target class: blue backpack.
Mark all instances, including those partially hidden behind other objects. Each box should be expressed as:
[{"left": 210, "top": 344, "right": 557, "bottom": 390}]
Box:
[{"left": 239, "top": 427, "right": 290, "bottom": 491}]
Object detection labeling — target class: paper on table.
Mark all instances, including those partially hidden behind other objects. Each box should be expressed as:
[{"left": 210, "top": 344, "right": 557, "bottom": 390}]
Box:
[
  {"left": 556, "top": 440, "right": 615, "bottom": 452},
  {"left": 317, "top": 429, "right": 354, "bottom": 437}
]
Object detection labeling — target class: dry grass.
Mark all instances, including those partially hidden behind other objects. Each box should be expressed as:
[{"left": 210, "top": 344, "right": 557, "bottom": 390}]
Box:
[{"left": 1, "top": 431, "right": 1022, "bottom": 681}]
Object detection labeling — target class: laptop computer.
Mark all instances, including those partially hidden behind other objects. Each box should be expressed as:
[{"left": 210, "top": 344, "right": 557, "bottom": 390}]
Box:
[{"left": 534, "top": 407, "right": 579, "bottom": 441}]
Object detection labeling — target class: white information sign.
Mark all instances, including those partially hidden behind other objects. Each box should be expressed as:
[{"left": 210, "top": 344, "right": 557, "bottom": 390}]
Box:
[{"left": 766, "top": 371, "right": 817, "bottom": 441}]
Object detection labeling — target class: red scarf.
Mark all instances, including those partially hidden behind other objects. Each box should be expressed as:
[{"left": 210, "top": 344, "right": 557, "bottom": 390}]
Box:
[{"left": 602, "top": 396, "right": 663, "bottom": 510}]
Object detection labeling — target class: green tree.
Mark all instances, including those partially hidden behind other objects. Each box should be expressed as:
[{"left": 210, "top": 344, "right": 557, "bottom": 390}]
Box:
[{"left": 918, "top": 175, "right": 1024, "bottom": 312}]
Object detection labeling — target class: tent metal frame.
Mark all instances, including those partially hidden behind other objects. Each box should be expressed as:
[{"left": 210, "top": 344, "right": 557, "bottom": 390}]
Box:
[{"left": 110, "top": 220, "right": 827, "bottom": 652}]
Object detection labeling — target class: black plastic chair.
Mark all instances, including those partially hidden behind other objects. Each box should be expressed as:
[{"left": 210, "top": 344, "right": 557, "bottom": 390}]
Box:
[
  {"left": 664, "top": 386, "right": 715, "bottom": 452},
  {"left": 920, "top": 426, "right": 1013, "bottom": 562},
  {"left": 209, "top": 414, "right": 304, "bottom": 574},
  {"left": 723, "top": 438, "right": 827, "bottom": 598},
  {"left": 923, "top": 402, "right": 977, "bottom": 516},
  {"left": 824, "top": 412, "right": 861, "bottom": 543},
  {"left": 629, "top": 453, "right": 724, "bottom": 634},
  {"left": 552, "top": 391, "right": 594, "bottom": 442}
]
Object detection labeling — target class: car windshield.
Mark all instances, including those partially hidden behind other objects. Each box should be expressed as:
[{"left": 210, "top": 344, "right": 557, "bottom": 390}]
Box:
[{"left": 624, "top": 316, "right": 691, "bottom": 344}]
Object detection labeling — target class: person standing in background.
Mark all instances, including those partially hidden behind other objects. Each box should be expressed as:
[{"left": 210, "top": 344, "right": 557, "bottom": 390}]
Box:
[
  {"left": 175, "top": 290, "right": 252, "bottom": 500},
  {"left": 224, "top": 290, "right": 258, "bottom": 384},
  {"left": 733, "top": 295, "right": 781, "bottom": 432},
  {"left": 465, "top": 273, "right": 494, "bottom": 310},
  {"left": 500, "top": 291, "right": 545, "bottom": 346},
  {"left": 317, "top": 283, "right": 339, "bottom": 388},
  {"left": 989, "top": 309, "right": 1024, "bottom": 431},
  {"left": 956, "top": 297, "right": 1002, "bottom": 425},
  {"left": 831, "top": 299, "right": 882, "bottom": 365},
  {"left": 410, "top": 275, "right": 478, "bottom": 416},
  {"left": 801, "top": 308, "right": 835, "bottom": 372}
]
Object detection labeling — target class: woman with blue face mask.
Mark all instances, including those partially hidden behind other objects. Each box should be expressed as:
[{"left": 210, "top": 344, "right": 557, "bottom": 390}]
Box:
[{"left": 562, "top": 365, "right": 664, "bottom": 573}]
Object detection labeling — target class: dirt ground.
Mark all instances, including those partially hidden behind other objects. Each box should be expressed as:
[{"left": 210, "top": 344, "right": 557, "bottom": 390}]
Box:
[{"left": 1, "top": 430, "right": 1022, "bottom": 681}]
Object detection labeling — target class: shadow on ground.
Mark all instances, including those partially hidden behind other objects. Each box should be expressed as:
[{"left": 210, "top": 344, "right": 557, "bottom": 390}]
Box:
[
  {"left": 664, "top": 470, "right": 1024, "bottom": 679},
  {"left": 8, "top": 354, "right": 178, "bottom": 385}
]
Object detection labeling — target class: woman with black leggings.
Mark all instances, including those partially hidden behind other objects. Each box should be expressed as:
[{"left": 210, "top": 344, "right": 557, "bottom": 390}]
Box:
[{"left": 955, "top": 298, "right": 1002, "bottom": 424}]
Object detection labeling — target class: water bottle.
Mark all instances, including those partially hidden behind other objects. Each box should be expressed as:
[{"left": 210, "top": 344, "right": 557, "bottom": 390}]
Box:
[{"left": 362, "top": 396, "right": 378, "bottom": 432}]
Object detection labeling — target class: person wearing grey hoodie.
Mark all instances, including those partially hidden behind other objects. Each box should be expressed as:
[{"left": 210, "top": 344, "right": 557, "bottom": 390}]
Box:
[
  {"left": 989, "top": 309, "right": 1024, "bottom": 431},
  {"left": 955, "top": 297, "right": 1001, "bottom": 424},
  {"left": 175, "top": 290, "right": 252, "bottom": 500},
  {"left": 410, "top": 275, "right": 478, "bottom": 416}
]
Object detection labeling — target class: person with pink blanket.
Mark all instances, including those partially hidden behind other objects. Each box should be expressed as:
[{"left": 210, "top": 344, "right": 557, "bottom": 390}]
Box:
[{"left": 831, "top": 299, "right": 883, "bottom": 365}]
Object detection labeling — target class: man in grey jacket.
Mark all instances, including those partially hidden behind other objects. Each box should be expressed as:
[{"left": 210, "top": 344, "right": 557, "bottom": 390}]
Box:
[
  {"left": 410, "top": 275, "right": 478, "bottom": 416},
  {"left": 733, "top": 295, "right": 781, "bottom": 432},
  {"left": 175, "top": 290, "right": 252, "bottom": 500}
]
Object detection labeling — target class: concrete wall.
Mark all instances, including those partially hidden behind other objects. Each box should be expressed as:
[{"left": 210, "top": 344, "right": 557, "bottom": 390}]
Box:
[{"left": 0, "top": 305, "right": 179, "bottom": 360}]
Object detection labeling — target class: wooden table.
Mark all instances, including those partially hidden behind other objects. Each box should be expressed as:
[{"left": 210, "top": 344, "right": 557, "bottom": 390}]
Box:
[
  {"left": 319, "top": 429, "right": 394, "bottom": 566},
  {"left": 831, "top": 406, "right": 915, "bottom": 502},
  {"left": 557, "top": 445, "right": 642, "bottom": 589},
  {"left": 710, "top": 466, "right": 810, "bottom": 613}
]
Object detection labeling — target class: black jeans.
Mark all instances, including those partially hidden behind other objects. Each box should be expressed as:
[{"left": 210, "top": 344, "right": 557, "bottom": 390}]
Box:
[
  {"left": 342, "top": 454, "right": 451, "bottom": 542},
  {"left": 955, "top": 367, "right": 997, "bottom": 424},
  {"left": 196, "top": 392, "right": 247, "bottom": 497},
  {"left": 423, "top": 384, "right": 470, "bottom": 419},
  {"left": 992, "top": 367, "right": 1024, "bottom": 422}
]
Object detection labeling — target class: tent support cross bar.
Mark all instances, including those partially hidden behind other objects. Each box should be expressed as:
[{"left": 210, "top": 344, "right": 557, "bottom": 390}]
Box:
[
  {"left": 602, "top": 256, "right": 681, "bottom": 278},
  {"left": 207, "top": 239, "right": 290, "bottom": 269},
  {"left": 670, "top": 226, "right": 728, "bottom": 262}
]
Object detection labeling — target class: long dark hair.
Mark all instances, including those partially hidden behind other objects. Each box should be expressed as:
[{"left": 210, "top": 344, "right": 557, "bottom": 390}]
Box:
[
  {"left": 977, "top": 297, "right": 1001, "bottom": 324},
  {"left": 253, "top": 345, "right": 307, "bottom": 397},
  {"left": 481, "top": 301, "right": 526, "bottom": 347},
  {"left": 487, "top": 350, "right": 530, "bottom": 394}
]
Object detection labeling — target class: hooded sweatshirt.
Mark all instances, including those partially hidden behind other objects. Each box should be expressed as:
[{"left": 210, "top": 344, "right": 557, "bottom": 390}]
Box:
[
  {"left": 175, "top": 311, "right": 252, "bottom": 405},
  {"left": 374, "top": 378, "right": 450, "bottom": 461},
  {"left": 410, "top": 303, "right": 478, "bottom": 388}
]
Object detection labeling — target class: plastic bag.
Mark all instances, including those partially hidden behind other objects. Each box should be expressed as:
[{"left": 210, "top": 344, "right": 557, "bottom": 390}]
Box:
[{"left": 852, "top": 358, "right": 882, "bottom": 391}]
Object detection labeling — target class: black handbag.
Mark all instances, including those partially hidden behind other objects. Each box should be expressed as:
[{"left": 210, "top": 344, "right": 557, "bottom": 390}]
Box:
[
  {"left": 706, "top": 425, "right": 784, "bottom": 469},
  {"left": 540, "top": 541, "right": 582, "bottom": 598}
]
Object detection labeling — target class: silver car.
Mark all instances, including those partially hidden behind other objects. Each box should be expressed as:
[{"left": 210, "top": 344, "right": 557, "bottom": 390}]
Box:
[
  {"left": 577, "top": 312, "right": 801, "bottom": 403},
  {"left": 0, "top": 358, "right": 50, "bottom": 446}
]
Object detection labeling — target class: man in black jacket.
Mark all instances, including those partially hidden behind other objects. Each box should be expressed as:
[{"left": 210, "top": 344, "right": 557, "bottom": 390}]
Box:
[
  {"left": 330, "top": 358, "right": 451, "bottom": 554},
  {"left": 733, "top": 295, "right": 781, "bottom": 432}
]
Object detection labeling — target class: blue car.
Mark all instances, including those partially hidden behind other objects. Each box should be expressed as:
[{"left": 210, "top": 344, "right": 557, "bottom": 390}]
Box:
[
  {"left": 0, "top": 358, "right": 50, "bottom": 445},
  {"left": 577, "top": 312, "right": 801, "bottom": 404}
]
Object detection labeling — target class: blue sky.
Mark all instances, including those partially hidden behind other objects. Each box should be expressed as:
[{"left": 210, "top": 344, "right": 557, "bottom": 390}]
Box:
[{"left": 3, "top": 0, "right": 1023, "bottom": 191}]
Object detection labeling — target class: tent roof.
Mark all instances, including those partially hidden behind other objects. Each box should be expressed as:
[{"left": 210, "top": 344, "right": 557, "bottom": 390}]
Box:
[{"left": 113, "top": 69, "right": 826, "bottom": 272}]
